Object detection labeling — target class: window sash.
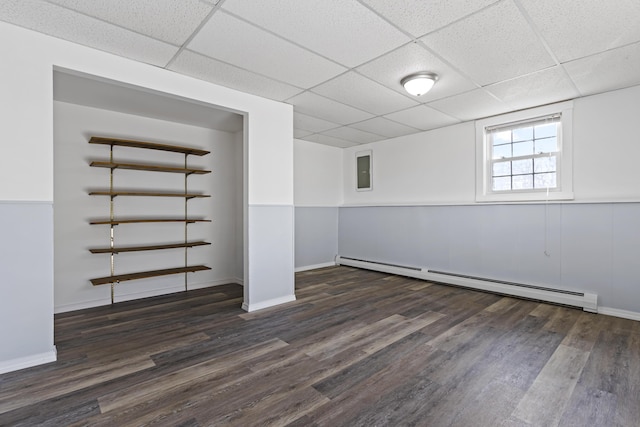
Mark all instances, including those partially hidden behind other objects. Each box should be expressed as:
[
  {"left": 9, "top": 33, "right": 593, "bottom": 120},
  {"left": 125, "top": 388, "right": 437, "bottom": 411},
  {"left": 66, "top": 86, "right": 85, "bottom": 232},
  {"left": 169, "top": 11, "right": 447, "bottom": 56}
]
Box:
[{"left": 486, "top": 115, "right": 561, "bottom": 194}]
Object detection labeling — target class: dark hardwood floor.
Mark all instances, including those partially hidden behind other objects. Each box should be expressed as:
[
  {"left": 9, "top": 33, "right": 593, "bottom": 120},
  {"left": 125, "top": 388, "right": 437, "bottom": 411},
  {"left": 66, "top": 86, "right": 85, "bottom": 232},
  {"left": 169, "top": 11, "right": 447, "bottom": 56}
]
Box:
[{"left": 1, "top": 266, "right": 639, "bottom": 426}]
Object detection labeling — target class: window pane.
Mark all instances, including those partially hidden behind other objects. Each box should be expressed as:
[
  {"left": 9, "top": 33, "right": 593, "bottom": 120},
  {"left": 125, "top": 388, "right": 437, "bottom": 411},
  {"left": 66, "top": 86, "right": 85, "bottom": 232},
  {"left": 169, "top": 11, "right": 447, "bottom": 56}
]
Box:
[
  {"left": 512, "top": 159, "right": 533, "bottom": 175},
  {"left": 535, "top": 137, "right": 557, "bottom": 154},
  {"left": 513, "top": 126, "right": 533, "bottom": 142},
  {"left": 513, "top": 140, "right": 534, "bottom": 157},
  {"left": 492, "top": 161, "right": 511, "bottom": 177},
  {"left": 534, "top": 155, "right": 556, "bottom": 173},
  {"left": 534, "top": 172, "right": 556, "bottom": 188},
  {"left": 492, "top": 144, "right": 511, "bottom": 159},
  {"left": 492, "top": 130, "right": 511, "bottom": 145},
  {"left": 535, "top": 123, "right": 557, "bottom": 139},
  {"left": 492, "top": 176, "right": 511, "bottom": 191},
  {"left": 513, "top": 174, "right": 533, "bottom": 189}
]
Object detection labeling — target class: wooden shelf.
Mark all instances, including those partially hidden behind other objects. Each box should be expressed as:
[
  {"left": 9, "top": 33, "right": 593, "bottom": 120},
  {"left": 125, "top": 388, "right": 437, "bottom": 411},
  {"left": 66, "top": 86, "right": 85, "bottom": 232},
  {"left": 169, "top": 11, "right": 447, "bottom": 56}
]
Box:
[
  {"left": 89, "top": 191, "right": 210, "bottom": 199},
  {"left": 89, "top": 136, "right": 209, "bottom": 156},
  {"left": 90, "top": 265, "right": 212, "bottom": 286},
  {"left": 90, "top": 218, "right": 211, "bottom": 225},
  {"left": 89, "top": 241, "right": 211, "bottom": 254},
  {"left": 90, "top": 161, "right": 211, "bottom": 175}
]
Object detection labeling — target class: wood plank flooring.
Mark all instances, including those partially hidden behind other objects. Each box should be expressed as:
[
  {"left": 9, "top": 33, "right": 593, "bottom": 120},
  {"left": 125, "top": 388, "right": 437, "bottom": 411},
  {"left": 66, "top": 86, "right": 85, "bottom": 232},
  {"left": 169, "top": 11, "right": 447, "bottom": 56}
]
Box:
[{"left": 1, "top": 266, "right": 639, "bottom": 426}]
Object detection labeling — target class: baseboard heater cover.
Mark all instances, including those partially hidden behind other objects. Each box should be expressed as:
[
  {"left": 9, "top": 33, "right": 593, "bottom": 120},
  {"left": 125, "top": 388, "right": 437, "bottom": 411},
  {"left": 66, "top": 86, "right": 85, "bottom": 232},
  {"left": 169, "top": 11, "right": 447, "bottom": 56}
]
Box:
[{"left": 336, "top": 256, "right": 597, "bottom": 312}]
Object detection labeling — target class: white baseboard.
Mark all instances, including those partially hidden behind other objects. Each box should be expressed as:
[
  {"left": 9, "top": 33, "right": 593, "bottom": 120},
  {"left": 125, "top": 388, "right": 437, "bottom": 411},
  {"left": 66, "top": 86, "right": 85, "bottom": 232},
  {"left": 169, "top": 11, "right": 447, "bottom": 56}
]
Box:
[
  {"left": 54, "top": 278, "right": 242, "bottom": 313},
  {"left": 0, "top": 347, "right": 57, "bottom": 375},
  {"left": 295, "top": 262, "right": 336, "bottom": 272},
  {"left": 241, "top": 294, "right": 296, "bottom": 312},
  {"left": 55, "top": 299, "right": 108, "bottom": 314},
  {"left": 598, "top": 307, "right": 640, "bottom": 321}
]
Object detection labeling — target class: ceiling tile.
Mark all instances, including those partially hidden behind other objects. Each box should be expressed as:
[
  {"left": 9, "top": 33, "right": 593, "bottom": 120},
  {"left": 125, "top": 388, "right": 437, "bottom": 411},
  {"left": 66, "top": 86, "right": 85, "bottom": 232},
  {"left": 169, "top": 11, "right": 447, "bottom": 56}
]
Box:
[
  {"left": 427, "top": 89, "right": 511, "bottom": 121},
  {"left": 287, "top": 92, "right": 374, "bottom": 125},
  {"left": 188, "top": 11, "right": 346, "bottom": 88},
  {"left": 349, "top": 117, "right": 419, "bottom": 139},
  {"left": 421, "top": 0, "right": 555, "bottom": 85},
  {"left": 312, "top": 72, "right": 418, "bottom": 116},
  {"left": 301, "top": 134, "right": 360, "bottom": 148},
  {"left": 294, "top": 129, "right": 313, "bottom": 139},
  {"left": 0, "top": 0, "right": 178, "bottom": 66},
  {"left": 357, "top": 42, "right": 478, "bottom": 102},
  {"left": 221, "top": 0, "right": 410, "bottom": 67},
  {"left": 47, "top": 0, "right": 213, "bottom": 45},
  {"left": 294, "top": 112, "right": 341, "bottom": 133},
  {"left": 519, "top": 0, "right": 640, "bottom": 63},
  {"left": 169, "top": 50, "right": 303, "bottom": 101},
  {"left": 486, "top": 66, "right": 580, "bottom": 111},
  {"left": 384, "top": 105, "right": 460, "bottom": 131},
  {"left": 361, "top": 0, "right": 499, "bottom": 38},
  {"left": 322, "top": 126, "right": 386, "bottom": 144},
  {"left": 563, "top": 42, "right": 640, "bottom": 96}
]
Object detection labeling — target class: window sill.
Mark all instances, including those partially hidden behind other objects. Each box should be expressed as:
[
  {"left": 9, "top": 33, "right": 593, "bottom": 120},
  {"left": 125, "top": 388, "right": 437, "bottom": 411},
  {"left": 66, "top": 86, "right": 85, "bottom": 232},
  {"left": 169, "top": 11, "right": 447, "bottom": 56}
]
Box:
[{"left": 476, "top": 191, "right": 574, "bottom": 203}]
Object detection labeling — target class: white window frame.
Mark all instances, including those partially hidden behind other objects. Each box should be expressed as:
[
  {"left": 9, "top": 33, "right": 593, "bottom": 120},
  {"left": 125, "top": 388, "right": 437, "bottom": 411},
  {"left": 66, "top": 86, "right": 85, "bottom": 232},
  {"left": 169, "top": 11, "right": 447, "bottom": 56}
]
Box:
[{"left": 475, "top": 101, "right": 574, "bottom": 202}]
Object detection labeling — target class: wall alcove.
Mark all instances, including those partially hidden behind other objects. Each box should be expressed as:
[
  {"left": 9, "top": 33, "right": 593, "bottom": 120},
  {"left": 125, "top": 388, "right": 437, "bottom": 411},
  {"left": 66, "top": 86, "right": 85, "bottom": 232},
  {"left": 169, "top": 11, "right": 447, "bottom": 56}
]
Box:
[{"left": 53, "top": 70, "right": 245, "bottom": 312}]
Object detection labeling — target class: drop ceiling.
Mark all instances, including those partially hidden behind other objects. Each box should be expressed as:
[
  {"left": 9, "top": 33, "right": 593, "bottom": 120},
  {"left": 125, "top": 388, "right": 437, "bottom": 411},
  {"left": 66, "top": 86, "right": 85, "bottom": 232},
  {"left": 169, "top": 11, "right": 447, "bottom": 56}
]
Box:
[{"left": 2, "top": 0, "right": 640, "bottom": 148}]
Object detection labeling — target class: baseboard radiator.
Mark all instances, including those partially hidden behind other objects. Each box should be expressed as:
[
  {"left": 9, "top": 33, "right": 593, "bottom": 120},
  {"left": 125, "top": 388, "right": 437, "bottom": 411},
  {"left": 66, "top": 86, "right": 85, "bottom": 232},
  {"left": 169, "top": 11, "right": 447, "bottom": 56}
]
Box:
[{"left": 335, "top": 256, "right": 598, "bottom": 313}]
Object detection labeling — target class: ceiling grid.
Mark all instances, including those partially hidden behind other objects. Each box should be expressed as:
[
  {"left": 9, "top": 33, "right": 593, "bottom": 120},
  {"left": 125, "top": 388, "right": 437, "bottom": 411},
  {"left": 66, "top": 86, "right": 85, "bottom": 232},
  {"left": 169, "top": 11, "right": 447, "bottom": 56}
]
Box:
[{"left": 1, "top": 0, "right": 639, "bottom": 147}]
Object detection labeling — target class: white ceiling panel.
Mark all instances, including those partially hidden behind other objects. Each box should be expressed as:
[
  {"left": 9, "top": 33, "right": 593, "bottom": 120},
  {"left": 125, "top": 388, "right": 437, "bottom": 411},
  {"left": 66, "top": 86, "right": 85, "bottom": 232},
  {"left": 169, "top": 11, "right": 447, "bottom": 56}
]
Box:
[
  {"left": 187, "top": 11, "right": 346, "bottom": 88},
  {"left": 384, "top": 105, "right": 460, "bottom": 131},
  {"left": 0, "top": 0, "right": 178, "bottom": 66},
  {"left": 361, "top": 0, "right": 500, "bottom": 38},
  {"left": 312, "top": 72, "right": 419, "bottom": 116},
  {"left": 518, "top": 0, "right": 640, "bottom": 63},
  {"left": 563, "top": 42, "right": 640, "bottom": 97},
  {"left": 357, "top": 42, "right": 478, "bottom": 102},
  {"left": 322, "top": 126, "right": 386, "bottom": 144},
  {"left": 421, "top": 0, "right": 555, "bottom": 86},
  {"left": 294, "top": 112, "right": 341, "bottom": 133},
  {"left": 486, "top": 66, "right": 580, "bottom": 111},
  {"left": 287, "top": 92, "right": 374, "bottom": 125},
  {"left": 169, "top": 50, "right": 303, "bottom": 102},
  {"left": 221, "top": 0, "right": 410, "bottom": 67},
  {"left": 349, "top": 117, "right": 419, "bottom": 139},
  {"left": 301, "top": 134, "right": 360, "bottom": 148},
  {"left": 47, "top": 0, "right": 213, "bottom": 45},
  {"left": 294, "top": 129, "right": 313, "bottom": 139},
  {"left": 427, "top": 89, "right": 511, "bottom": 121}
]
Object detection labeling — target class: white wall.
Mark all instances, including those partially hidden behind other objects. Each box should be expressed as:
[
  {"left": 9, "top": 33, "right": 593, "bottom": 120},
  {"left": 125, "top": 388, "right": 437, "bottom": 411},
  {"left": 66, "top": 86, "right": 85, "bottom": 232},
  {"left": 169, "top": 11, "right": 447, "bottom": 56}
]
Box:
[
  {"left": 293, "top": 139, "right": 342, "bottom": 270},
  {"left": 53, "top": 101, "right": 242, "bottom": 312},
  {"left": 343, "top": 85, "right": 640, "bottom": 205},
  {"left": 0, "top": 21, "right": 294, "bottom": 373},
  {"left": 294, "top": 139, "right": 343, "bottom": 207},
  {"left": 573, "top": 85, "right": 640, "bottom": 201},
  {"left": 343, "top": 122, "right": 475, "bottom": 205}
]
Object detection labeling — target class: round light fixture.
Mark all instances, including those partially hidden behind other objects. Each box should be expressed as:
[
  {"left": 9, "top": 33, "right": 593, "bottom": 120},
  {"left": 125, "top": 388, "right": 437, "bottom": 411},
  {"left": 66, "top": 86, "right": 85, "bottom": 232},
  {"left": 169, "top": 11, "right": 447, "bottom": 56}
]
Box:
[{"left": 401, "top": 72, "right": 438, "bottom": 96}]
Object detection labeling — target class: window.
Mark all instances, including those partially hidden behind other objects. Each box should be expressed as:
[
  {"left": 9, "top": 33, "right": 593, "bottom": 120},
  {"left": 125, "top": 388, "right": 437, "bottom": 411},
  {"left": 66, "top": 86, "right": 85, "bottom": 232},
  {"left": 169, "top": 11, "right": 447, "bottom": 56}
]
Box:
[
  {"left": 476, "top": 102, "right": 574, "bottom": 202},
  {"left": 356, "top": 150, "right": 372, "bottom": 191}
]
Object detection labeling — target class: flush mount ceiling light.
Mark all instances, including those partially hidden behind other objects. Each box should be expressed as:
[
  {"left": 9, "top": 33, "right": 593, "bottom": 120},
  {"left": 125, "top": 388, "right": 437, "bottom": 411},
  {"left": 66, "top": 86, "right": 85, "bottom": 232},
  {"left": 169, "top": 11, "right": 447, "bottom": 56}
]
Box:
[{"left": 401, "top": 72, "right": 438, "bottom": 96}]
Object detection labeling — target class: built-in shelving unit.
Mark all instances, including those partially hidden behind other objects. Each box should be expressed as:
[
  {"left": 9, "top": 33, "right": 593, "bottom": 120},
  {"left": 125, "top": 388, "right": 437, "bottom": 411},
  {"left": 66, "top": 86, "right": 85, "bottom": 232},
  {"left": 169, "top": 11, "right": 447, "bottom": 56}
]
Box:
[{"left": 88, "top": 136, "right": 212, "bottom": 304}]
